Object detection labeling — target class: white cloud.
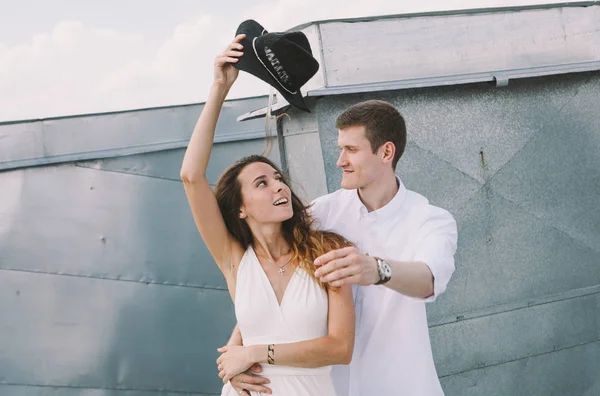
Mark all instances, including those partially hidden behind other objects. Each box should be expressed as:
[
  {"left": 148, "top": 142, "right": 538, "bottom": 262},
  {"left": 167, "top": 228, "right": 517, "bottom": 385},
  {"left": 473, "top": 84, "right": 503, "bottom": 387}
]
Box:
[
  {"left": 0, "top": 21, "right": 148, "bottom": 120},
  {"left": 0, "top": 0, "right": 584, "bottom": 121},
  {"left": 0, "top": 12, "right": 272, "bottom": 121}
]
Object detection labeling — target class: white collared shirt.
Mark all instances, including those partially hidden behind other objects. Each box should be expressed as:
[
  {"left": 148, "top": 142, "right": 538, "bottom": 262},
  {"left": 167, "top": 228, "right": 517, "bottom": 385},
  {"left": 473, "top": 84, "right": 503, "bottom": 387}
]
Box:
[{"left": 311, "top": 179, "right": 458, "bottom": 396}]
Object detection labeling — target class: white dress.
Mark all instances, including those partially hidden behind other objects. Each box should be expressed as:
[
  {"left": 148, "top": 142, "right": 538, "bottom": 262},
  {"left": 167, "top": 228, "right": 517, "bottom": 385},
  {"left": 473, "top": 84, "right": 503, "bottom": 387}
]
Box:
[{"left": 221, "top": 246, "right": 337, "bottom": 396}]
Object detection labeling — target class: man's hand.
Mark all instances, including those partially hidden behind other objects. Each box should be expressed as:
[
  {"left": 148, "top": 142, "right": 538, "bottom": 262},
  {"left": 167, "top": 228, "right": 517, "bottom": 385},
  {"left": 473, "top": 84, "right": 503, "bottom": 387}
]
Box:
[
  {"left": 314, "top": 246, "right": 379, "bottom": 287},
  {"left": 229, "top": 365, "right": 272, "bottom": 395}
]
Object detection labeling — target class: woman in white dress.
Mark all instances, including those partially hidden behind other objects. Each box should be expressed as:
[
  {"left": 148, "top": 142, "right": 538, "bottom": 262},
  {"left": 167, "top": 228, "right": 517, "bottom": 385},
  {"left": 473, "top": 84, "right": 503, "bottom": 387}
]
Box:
[{"left": 180, "top": 34, "right": 355, "bottom": 396}]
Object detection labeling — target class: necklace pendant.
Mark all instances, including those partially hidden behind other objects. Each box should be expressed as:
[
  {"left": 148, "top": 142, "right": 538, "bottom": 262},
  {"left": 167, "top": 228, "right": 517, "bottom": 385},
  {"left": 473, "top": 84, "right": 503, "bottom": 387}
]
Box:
[{"left": 278, "top": 268, "right": 285, "bottom": 275}]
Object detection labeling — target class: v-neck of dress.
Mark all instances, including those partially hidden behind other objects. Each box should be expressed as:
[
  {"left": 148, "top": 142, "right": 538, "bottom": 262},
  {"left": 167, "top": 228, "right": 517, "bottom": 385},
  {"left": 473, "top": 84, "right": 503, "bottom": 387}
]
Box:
[{"left": 249, "top": 246, "right": 298, "bottom": 307}]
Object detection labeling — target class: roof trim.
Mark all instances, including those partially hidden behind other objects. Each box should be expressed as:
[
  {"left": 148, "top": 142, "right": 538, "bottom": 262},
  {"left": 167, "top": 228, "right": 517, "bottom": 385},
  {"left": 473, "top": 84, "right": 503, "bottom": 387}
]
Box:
[
  {"left": 0, "top": 129, "right": 268, "bottom": 172},
  {"left": 0, "top": 94, "right": 269, "bottom": 126},
  {"left": 236, "top": 60, "right": 600, "bottom": 122},
  {"left": 307, "top": 61, "right": 600, "bottom": 97},
  {"left": 289, "top": 1, "right": 600, "bottom": 31}
]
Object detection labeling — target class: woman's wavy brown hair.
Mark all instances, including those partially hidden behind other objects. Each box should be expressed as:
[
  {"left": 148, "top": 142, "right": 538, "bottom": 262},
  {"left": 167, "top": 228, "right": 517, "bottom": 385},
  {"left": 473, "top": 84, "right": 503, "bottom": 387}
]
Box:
[{"left": 214, "top": 155, "right": 351, "bottom": 287}]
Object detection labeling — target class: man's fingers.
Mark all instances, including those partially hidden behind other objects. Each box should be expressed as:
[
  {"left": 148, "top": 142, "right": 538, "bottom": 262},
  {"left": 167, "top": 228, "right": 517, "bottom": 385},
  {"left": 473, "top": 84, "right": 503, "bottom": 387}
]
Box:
[
  {"left": 249, "top": 363, "right": 263, "bottom": 373},
  {"left": 321, "top": 265, "right": 358, "bottom": 283},
  {"left": 330, "top": 274, "right": 361, "bottom": 287},
  {"left": 315, "top": 256, "right": 352, "bottom": 278},
  {"left": 230, "top": 372, "right": 272, "bottom": 394},
  {"left": 243, "top": 383, "right": 272, "bottom": 393},
  {"left": 232, "top": 372, "right": 270, "bottom": 385},
  {"left": 314, "top": 246, "right": 356, "bottom": 267}
]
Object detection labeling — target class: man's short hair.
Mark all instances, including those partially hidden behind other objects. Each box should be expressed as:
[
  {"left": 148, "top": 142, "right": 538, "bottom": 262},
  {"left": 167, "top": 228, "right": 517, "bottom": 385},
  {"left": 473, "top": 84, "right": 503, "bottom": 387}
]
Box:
[{"left": 335, "top": 100, "right": 407, "bottom": 169}]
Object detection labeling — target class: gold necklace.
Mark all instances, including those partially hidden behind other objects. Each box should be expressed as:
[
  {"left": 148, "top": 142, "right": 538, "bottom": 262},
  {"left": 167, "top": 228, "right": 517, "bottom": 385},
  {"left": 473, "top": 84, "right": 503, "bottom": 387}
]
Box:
[{"left": 256, "top": 250, "right": 294, "bottom": 275}]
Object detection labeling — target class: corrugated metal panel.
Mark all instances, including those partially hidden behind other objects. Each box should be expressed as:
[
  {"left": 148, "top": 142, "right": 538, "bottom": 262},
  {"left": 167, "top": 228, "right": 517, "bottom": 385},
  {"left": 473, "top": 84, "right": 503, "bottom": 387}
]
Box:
[
  {"left": 0, "top": 96, "right": 280, "bottom": 394},
  {"left": 279, "top": 107, "right": 328, "bottom": 203},
  {"left": 307, "top": 60, "right": 600, "bottom": 96},
  {"left": 311, "top": 71, "right": 600, "bottom": 394},
  {"left": 0, "top": 269, "right": 233, "bottom": 394},
  {"left": 289, "top": 1, "right": 600, "bottom": 31},
  {"left": 0, "top": 142, "right": 279, "bottom": 292},
  {"left": 0, "top": 96, "right": 271, "bottom": 171},
  {"left": 316, "top": 5, "right": 600, "bottom": 88},
  {"left": 440, "top": 341, "right": 600, "bottom": 396},
  {"left": 0, "top": 386, "right": 214, "bottom": 396},
  {"left": 432, "top": 293, "right": 599, "bottom": 376}
]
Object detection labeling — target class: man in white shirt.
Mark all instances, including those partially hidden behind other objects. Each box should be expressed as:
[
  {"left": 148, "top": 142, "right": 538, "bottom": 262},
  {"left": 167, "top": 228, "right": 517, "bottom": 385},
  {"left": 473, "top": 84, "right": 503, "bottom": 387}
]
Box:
[{"left": 229, "top": 100, "right": 457, "bottom": 395}]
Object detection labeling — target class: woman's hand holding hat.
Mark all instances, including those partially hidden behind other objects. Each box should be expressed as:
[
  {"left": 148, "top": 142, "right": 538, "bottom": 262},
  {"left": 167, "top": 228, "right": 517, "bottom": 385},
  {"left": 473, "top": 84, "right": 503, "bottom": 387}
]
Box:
[{"left": 214, "top": 34, "right": 245, "bottom": 90}]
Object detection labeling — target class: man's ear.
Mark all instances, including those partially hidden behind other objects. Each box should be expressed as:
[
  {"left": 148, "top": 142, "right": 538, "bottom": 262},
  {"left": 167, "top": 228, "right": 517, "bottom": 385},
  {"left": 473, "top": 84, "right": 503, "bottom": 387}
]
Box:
[{"left": 381, "top": 142, "right": 396, "bottom": 164}]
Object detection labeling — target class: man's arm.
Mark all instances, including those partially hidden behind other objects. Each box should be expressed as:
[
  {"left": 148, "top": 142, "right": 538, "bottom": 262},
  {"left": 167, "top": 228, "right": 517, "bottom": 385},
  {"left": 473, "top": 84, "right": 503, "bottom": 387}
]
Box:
[
  {"left": 378, "top": 259, "right": 434, "bottom": 298},
  {"left": 314, "top": 247, "right": 434, "bottom": 298},
  {"left": 225, "top": 324, "right": 272, "bottom": 395},
  {"left": 314, "top": 208, "right": 457, "bottom": 301}
]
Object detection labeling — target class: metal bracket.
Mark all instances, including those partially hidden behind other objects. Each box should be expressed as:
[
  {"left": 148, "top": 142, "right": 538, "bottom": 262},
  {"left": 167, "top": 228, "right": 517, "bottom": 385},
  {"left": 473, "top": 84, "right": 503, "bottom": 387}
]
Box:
[{"left": 493, "top": 74, "right": 510, "bottom": 87}]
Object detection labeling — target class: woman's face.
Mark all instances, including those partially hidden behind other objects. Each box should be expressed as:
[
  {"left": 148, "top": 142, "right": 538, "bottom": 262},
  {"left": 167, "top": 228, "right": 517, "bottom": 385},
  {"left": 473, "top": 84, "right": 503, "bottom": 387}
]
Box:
[{"left": 237, "top": 161, "right": 293, "bottom": 224}]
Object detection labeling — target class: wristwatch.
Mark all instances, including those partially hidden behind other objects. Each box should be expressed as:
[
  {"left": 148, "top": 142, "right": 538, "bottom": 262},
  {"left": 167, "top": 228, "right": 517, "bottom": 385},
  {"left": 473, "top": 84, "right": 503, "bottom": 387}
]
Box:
[{"left": 374, "top": 257, "right": 392, "bottom": 285}]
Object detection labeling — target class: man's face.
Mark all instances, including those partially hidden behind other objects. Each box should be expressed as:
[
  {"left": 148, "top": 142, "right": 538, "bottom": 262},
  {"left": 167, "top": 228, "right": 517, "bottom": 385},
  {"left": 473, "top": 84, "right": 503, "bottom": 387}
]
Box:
[{"left": 336, "top": 125, "right": 385, "bottom": 190}]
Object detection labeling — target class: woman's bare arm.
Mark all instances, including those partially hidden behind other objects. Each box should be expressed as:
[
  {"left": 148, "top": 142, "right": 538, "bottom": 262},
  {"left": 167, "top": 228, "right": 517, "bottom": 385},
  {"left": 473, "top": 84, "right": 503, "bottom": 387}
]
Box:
[{"left": 180, "top": 35, "right": 245, "bottom": 273}]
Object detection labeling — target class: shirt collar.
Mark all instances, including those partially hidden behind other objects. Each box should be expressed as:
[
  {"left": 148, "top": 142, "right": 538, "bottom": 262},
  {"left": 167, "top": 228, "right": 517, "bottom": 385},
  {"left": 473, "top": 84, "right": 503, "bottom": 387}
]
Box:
[{"left": 351, "top": 176, "right": 407, "bottom": 219}]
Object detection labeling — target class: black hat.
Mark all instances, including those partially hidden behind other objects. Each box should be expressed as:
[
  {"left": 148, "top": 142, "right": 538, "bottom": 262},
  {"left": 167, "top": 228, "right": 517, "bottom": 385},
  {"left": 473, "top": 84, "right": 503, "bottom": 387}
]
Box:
[{"left": 234, "top": 20, "right": 319, "bottom": 112}]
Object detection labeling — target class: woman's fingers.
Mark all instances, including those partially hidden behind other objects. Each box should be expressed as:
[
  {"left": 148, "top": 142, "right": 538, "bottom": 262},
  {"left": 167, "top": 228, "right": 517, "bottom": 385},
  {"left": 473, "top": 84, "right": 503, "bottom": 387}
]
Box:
[{"left": 228, "top": 42, "right": 244, "bottom": 51}]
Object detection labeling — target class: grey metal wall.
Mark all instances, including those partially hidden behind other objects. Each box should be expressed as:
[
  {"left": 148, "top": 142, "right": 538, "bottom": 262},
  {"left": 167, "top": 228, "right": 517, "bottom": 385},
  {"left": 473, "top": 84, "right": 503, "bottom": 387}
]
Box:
[
  {"left": 0, "top": 97, "right": 279, "bottom": 395},
  {"left": 1, "top": 72, "right": 599, "bottom": 396},
  {"left": 278, "top": 103, "right": 329, "bottom": 204},
  {"left": 312, "top": 71, "right": 600, "bottom": 396}
]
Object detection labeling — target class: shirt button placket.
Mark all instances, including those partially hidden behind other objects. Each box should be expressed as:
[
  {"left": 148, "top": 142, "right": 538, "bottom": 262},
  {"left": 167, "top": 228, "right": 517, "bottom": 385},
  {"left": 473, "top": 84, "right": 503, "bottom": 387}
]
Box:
[{"left": 350, "top": 212, "right": 368, "bottom": 395}]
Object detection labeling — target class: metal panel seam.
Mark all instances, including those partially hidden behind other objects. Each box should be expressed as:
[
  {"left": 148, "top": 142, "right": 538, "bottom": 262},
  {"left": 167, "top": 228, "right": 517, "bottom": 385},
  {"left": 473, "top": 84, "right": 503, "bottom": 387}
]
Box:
[
  {"left": 0, "top": 382, "right": 218, "bottom": 395},
  {"left": 0, "top": 267, "right": 228, "bottom": 291},
  {"left": 438, "top": 339, "right": 600, "bottom": 378},
  {"left": 430, "top": 285, "right": 600, "bottom": 327}
]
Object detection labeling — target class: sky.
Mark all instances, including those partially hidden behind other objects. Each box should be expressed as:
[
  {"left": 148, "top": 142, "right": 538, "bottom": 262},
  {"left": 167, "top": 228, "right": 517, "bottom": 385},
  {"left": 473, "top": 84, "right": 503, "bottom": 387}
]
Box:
[{"left": 0, "top": 0, "right": 584, "bottom": 122}]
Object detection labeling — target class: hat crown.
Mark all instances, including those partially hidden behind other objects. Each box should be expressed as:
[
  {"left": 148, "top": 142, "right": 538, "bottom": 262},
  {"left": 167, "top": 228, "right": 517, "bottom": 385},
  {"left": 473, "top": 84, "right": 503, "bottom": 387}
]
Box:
[{"left": 234, "top": 20, "right": 319, "bottom": 112}]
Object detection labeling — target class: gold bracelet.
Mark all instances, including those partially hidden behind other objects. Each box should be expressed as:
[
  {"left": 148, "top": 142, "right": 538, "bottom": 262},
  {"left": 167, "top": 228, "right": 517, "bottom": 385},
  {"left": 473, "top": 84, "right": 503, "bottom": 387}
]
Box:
[{"left": 267, "top": 344, "right": 275, "bottom": 365}]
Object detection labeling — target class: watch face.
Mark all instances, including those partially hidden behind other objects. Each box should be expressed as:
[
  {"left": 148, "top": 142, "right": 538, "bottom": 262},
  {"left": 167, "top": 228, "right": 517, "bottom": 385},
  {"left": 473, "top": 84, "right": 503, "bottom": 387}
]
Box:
[
  {"left": 377, "top": 259, "right": 392, "bottom": 281},
  {"left": 381, "top": 262, "right": 392, "bottom": 277}
]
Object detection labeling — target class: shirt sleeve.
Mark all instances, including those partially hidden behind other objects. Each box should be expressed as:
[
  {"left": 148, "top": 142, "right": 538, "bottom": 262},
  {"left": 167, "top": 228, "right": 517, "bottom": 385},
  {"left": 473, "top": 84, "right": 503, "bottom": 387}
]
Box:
[
  {"left": 308, "top": 195, "right": 328, "bottom": 231},
  {"left": 412, "top": 207, "right": 458, "bottom": 302}
]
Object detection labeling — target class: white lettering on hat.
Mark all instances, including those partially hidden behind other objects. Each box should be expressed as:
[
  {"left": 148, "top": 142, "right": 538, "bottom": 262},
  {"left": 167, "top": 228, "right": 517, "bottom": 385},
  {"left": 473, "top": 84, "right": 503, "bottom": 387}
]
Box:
[
  {"left": 252, "top": 37, "right": 297, "bottom": 95},
  {"left": 264, "top": 46, "right": 291, "bottom": 87}
]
